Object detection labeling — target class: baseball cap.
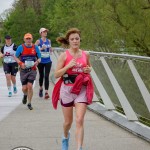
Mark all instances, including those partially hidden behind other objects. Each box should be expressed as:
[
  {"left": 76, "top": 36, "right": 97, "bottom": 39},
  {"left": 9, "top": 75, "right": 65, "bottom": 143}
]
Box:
[
  {"left": 24, "top": 33, "right": 33, "bottom": 39},
  {"left": 39, "top": 28, "right": 49, "bottom": 34},
  {"left": 5, "top": 35, "right": 11, "bottom": 39}
]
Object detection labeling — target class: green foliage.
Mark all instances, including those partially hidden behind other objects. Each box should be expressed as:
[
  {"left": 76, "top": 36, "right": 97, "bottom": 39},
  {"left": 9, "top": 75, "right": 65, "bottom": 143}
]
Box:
[
  {"left": 0, "top": 0, "right": 150, "bottom": 54},
  {"left": 3, "top": 7, "right": 39, "bottom": 45}
]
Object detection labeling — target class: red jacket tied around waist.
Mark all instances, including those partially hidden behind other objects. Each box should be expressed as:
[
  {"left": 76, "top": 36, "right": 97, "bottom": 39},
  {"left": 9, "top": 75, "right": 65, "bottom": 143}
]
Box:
[{"left": 52, "top": 73, "right": 94, "bottom": 109}]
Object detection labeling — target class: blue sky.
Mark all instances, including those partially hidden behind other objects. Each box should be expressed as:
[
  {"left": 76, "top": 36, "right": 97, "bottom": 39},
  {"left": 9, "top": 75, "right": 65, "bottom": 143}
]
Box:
[{"left": 0, "top": 0, "right": 14, "bottom": 14}]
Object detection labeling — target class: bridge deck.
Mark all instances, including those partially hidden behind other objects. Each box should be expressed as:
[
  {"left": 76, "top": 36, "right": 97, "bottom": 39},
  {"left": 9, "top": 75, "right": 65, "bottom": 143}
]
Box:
[{"left": 0, "top": 68, "right": 150, "bottom": 150}]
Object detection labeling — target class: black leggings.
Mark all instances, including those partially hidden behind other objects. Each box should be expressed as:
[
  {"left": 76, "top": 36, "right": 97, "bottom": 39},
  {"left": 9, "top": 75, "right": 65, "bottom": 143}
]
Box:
[{"left": 37, "top": 62, "right": 52, "bottom": 90}]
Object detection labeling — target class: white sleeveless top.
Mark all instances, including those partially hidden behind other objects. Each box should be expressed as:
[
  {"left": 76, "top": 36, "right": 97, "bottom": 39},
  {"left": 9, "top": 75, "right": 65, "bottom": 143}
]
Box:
[{"left": 3, "top": 44, "right": 16, "bottom": 63}]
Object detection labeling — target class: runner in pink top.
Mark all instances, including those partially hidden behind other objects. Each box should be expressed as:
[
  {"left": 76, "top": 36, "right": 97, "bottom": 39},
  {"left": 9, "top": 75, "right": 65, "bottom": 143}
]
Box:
[
  {"left": 54, "top": 28, "right": 93, "bottom": 150},
  {"left": 64, "top": 50, "right": 87, "bottom": 75},
  {"left": 60, "top": 50, "right": 88, "bottom": 106}
]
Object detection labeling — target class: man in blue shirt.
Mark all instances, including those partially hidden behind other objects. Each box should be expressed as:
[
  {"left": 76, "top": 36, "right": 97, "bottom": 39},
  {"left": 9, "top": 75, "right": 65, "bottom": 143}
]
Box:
[{"left": 15, "top": 33, "right": 41, "bottom": 110}]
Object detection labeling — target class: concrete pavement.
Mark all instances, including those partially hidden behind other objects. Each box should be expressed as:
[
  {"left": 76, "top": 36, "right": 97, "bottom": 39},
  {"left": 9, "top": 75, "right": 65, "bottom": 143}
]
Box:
[
  {"left": 0, "top": 68, "right": 150, "bottom": 150},
  {"left": 0, "top": 67, "right": 22, "bottom": 122}
]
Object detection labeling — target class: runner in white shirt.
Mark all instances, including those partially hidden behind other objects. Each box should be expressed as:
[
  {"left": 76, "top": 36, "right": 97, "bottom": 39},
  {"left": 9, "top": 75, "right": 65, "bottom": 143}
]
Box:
[{"left": 0, "top": 35, "right": 18, "bottom": 97}]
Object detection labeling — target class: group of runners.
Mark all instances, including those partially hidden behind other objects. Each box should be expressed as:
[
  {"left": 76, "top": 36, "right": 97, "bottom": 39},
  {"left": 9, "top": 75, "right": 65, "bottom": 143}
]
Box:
[
  {"left": 0, "top": 27, "right": 52, "bottom": 110},
  {"left": 0, "top": 27, "right": 94, "bottom": 150}
]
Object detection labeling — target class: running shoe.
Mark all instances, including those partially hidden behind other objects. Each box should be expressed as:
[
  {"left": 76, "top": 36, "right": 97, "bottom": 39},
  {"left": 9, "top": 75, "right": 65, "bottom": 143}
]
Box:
[
  {"left": 27, "top": 103, "right": 33, "bottom": 110},
  {"left": 39, "top": 89, "right": 43, "bottom": 97},
  {"left": 44, "top": 92, "right": 50, "bottom": 99},
  {"left": 62, "top": 131, "right": 70, "bottom": 150},
  {"left": 22, "top": 95, "right": 27, "bottom": 104},
  {"left": 8, "top": 92, "right": 12, "bottom": 97},
  {"left": 13, "top": 87, "right": 17, "bottom": 94},
  {"left": 79, "top": 147, "right": 83, "bottom": 150}
]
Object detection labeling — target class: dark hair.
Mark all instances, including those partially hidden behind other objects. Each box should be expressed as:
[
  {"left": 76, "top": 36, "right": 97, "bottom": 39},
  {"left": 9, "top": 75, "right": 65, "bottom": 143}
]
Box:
[
  {"left": 5, "top": 35, "right": 11, "bottom": 39},
  {"left": 56, "top": 28, "right": 81, "bottom": 47}
]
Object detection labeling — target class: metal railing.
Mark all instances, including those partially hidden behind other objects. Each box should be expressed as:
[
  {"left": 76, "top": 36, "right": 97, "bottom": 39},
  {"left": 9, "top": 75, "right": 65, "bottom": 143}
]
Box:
[{"left": 51, "top": 48, "right": 150, "bottom": 125}]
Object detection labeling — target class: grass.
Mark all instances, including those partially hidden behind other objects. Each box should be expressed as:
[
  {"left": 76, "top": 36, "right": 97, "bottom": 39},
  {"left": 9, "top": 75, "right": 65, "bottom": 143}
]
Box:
[{"left": 139, "top": 116, "right": 150, "bottom": 127}]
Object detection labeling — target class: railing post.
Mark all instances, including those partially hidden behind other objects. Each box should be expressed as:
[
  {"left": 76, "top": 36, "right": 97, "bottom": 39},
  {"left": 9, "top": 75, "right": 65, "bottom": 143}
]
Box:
[
  {"left": 100, "top": 57, "right": 138, "bottom": 121},
  {"left": 127, "top": 60, "right": 150, "bottom": 113},
  {"left": 91, "top": 68, "right": 115, "bottom": 110}
]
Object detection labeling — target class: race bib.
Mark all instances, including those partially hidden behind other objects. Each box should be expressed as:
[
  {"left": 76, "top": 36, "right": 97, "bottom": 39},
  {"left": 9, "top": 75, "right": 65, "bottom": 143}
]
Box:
[
  {"left": 4, "top": 57, "right": 12, "bottom": 63},
  {"left": 41, "top": 52, "right": 50, "bottom": 58},
  {"left": 25, "top": 60, "right": 34, "bottom": 68}
]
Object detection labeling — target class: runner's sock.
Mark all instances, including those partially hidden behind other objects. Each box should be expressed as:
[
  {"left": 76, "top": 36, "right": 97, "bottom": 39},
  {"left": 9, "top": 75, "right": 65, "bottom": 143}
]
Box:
[
  {"left": 13, "top": 84, "right": 16, "bottom": 88},
  {"left": 8, "top": 86, "right": 12, "bottom": 92},
  {"left": 13, "top": 84, "right": 17, "bottom": 93}
]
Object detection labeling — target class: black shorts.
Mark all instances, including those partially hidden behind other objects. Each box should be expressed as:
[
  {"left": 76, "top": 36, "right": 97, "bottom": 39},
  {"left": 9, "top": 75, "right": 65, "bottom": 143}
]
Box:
[{"left": 3, "top": 62, "right": 18, "bottom": 76}]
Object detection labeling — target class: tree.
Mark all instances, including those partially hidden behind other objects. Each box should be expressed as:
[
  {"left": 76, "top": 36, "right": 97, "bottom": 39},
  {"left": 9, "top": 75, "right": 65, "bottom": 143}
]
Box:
[{"left": 1, "top": 0, "right": 150, "bottom": 55}]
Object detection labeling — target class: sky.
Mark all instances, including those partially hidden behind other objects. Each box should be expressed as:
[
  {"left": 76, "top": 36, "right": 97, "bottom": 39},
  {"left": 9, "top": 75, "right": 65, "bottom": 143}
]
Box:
[{"left": 0, "top": 0, "right": 15, "bottom": 14}]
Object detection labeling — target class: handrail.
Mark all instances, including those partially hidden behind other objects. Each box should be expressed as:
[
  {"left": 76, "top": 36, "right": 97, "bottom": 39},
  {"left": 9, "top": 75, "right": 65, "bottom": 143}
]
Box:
[
  {"left": 89, "top": 51, "right": 150, "bottom": 61},
  {"left": 53, "top": 47, "right": 150, "bottom": 61}
]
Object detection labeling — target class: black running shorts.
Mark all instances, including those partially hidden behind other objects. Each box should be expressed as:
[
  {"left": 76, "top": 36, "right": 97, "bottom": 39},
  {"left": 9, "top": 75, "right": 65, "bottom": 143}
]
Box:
[{"left": 3, "top": 62, "right": 18, "bottom": 76}]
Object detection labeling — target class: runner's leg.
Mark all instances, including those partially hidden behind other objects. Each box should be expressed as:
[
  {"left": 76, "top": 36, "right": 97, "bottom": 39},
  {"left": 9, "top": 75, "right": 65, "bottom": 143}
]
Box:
[
  {"left": 27, "top": 82, "right": 33, "bottom": 104},
  {"left": 38, "top": 63, "right": 44, "bottom": 89},
  {"left": 11, "top": 62, "right": 18, "bottom": 93},
  {"left": 3, "top": 63, "right": 12, "bottom": 95},
  {"left": 6, "top": 74, "right": 12, "bottom": 96},
  {"left": 44, "top": 62, "right": 52, "bottom": 93},
  {"left": 44, "top": 62, "right": 52, "bottom": 99},
  {"left": 11, "top": 75, "right": 17, "bottom": 93},
  {"left": 75, "top": 103, "right": 87, "bottom": 150},
  {"left": 38, "top": 63, "right": 44, "bottom": 97},
  {"left": 5, "top": 74, "right": 11, "bottom": 88}
]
